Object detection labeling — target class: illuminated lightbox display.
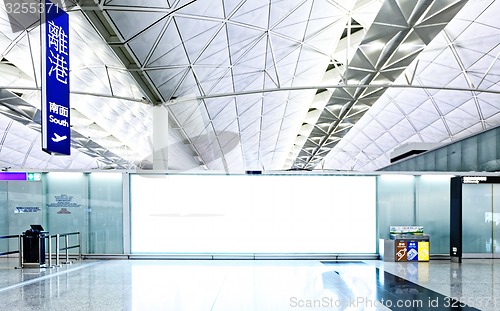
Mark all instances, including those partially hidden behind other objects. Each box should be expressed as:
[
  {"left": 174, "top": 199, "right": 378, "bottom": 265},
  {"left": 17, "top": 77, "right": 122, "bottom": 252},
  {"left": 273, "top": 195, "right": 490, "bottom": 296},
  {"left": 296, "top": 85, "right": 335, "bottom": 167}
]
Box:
[
  {"left": 0, "top": 172, "right": 41, "bottom": 181},
  {"left": 0, "top": 172, "right": 26, "bottom": 180},
  {"left": 130, "top": 174, "right": 377, "bottom": 254},
  {"left": 41, "top": 1, "right": 71, "bottom": 155}
]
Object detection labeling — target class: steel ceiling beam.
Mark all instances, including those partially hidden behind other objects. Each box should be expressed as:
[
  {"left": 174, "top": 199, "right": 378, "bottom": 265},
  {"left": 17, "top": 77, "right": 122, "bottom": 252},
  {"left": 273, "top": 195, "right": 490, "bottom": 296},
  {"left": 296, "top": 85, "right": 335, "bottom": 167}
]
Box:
[
  {"left": 77, "top": 0, "right": 213, "bottom": 170},
  {"left": 289, "top": 0, "right": 469, "bottom": 170}
]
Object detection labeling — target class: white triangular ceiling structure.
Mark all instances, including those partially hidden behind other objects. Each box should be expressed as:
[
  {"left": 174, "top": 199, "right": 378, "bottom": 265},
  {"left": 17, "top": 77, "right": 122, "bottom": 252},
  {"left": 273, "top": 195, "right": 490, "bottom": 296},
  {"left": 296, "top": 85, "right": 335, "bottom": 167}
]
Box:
[{"left": 0, "top": 0, "right": 499, "bottom": 172}]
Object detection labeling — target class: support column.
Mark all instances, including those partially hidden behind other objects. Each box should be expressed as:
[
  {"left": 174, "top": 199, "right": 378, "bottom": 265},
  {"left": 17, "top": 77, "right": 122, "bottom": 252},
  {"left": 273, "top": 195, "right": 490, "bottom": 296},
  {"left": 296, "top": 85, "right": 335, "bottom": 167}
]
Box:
[
  {"left": 153, "top": 105, "right": 169, "bottom": 170},
  {"left": 450, "top": 176, "right": 462, "bottom": 263},
  {"left": 122, "top": 172, "right": 130, "bottom": 256}
]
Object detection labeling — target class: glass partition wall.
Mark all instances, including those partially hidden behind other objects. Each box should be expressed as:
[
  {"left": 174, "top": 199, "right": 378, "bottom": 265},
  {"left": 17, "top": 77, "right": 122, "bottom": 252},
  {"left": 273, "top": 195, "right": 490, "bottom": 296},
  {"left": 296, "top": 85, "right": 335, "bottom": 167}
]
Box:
[
  {"left": 1, "top": 171, "right": 496, "bottom": 257},
  {"left": 376, "top": 175, "right": 452, "bottom": 255},
  {"left": 463, "top": 183, "right": 500, "bottom": 257},
  {"left": 88, "top": 173, "right": 124, "bottom": 254},
  {"left": 1, "top": 180, "right": 44, "bottom": 253},
  {"left": 0, "top": 182, "right": 7, "bottom": 252},
  {"left": 0, "top": 172, "right": 123, "bottom": 256}
]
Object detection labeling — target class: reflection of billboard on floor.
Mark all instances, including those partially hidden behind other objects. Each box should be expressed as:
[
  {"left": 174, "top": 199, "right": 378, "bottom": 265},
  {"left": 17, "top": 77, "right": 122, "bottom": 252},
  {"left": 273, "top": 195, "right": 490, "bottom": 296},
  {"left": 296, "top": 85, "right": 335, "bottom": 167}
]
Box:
[{"left": 130, "top": 174, "right": 377, "bottom": 254}]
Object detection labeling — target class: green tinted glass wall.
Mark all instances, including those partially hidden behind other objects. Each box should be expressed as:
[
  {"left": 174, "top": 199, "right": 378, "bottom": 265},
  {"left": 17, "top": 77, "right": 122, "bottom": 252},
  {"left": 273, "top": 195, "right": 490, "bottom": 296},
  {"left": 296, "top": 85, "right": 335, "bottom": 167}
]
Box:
[
  {"left": 377, "top": 175, "right": 415, "bottom": 240},
  {"left": 44, "top": 172, "right": 123, "bottom": 254},
  {"left": 377, "top": 174, "right": 451, "bottom": 254},
  {"left": 462, "top": 183, "right": 500, "bottom": 255},
  {"left": 493, "top": 184, "right": 500, "bottom": 254},
  {"left": 416, "top": 175, "right": 451, "bottom": 254},
  {"left": 89, "top": 173, "right": 123, "bottom": 254},
  {"left": 6, "top": 181, "right": 43, "bottom": 252},
  {"left": 463, "top": 184, "right": 492, "bottom": 253},
  {"left": 0, "top": 182, "right": 7, "bottom": 253},
  {"left": 45, "top": 172, "right": 88, "bottom": 253},
  {"left": 382, "top": 126, "right": 500, "bottom": 172}
]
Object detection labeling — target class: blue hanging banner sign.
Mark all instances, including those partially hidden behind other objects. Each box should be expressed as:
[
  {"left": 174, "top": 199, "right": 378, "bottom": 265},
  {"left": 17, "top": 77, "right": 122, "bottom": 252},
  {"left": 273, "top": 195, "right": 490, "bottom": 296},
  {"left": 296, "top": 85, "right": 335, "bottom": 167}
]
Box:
[{"left": 41, "top": 0, "right": 70, "bottom": 155}]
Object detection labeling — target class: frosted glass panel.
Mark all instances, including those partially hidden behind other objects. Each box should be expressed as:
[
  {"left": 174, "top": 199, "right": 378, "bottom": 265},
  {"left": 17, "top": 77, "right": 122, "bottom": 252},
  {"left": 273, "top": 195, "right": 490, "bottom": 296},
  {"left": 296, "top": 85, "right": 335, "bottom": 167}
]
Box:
[
  {"left": 130, "top": 175, "right": 377, "bottom": 254},
  {"left": 8, "top": 181, "right": 44, "bottom": 235},
  {"left": 461, "top": 137, "right": 477, "bottom": 171},
  {"left": 0, "top": 181, "right": 44, "bottom": 252},
  {"left": 493, "top": 184, "right": 500, "bottom": 254},
  {"left": 377, "top": 175, "right": 415, "bottom": 239},
  {"left": 416, "top": 175, "right": 451, "bottom": 254},
  {"left": 478, "top": 130, "right": 496, "bottom": 170},
  {"left": 45, "top": 172, "right": 88, "bottom": 253},
  {"left": 462, "top": 184, "right": 491, "bottom": 253},
  {"left": 89, "top": 173, "right": 123, "bottom": 254},
  {"left": 0, "top": 182, "right": 7, "bottom": 252}
]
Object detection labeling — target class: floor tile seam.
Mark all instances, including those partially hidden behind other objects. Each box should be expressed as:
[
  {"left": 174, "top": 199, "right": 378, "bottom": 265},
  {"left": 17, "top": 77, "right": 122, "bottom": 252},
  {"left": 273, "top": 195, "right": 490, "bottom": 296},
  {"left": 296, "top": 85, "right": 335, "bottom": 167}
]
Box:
[
  {"left": 0, "top": 261, "right": 102, "bottom": 294},
  {"left": 209, "top": 271, "right": 237, "bottom": 311}
]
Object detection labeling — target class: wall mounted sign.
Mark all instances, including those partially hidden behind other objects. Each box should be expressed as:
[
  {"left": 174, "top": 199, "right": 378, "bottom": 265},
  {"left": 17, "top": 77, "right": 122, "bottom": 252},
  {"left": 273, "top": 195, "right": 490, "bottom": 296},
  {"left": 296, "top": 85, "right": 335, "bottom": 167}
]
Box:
[
  {"left": 0, "top": 172, "right": 41, "bottom": 181},
  {"left": 47, "top": 194, "right": 81, "bottom": 214},
  {"left": 14, "top": 207, "right": 41, "bottom": 213}
]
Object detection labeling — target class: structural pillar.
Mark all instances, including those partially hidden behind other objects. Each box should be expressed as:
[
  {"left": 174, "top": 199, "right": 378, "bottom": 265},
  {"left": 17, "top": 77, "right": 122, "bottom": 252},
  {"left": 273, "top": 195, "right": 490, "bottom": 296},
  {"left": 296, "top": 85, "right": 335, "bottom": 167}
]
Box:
[
  {"left": 153, "top": 105, "right": 169, "bottom": 170},
  {"left": 450, "top": 176, "right": 462, "bottom": 263}
]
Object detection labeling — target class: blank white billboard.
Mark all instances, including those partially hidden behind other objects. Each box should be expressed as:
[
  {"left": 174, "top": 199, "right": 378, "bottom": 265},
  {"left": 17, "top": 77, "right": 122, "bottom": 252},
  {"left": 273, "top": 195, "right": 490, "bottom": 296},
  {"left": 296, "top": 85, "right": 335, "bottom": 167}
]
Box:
[{"left": 130, "top": 174, "right": 376, "bottom": 254}]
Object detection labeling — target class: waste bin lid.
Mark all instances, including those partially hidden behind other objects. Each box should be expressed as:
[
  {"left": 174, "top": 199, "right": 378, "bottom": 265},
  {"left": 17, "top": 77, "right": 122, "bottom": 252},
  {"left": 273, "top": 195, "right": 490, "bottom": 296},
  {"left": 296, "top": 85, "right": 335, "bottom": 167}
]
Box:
[{"left": 30, "top": 224, "right": 44, "bottom": 231}]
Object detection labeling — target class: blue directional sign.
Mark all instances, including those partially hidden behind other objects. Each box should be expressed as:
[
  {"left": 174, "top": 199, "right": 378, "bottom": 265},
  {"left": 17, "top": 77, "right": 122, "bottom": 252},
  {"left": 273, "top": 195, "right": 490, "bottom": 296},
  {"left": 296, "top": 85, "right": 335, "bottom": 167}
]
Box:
[{"left": 41, "top": 0, "right": 70, "bottom": 155}]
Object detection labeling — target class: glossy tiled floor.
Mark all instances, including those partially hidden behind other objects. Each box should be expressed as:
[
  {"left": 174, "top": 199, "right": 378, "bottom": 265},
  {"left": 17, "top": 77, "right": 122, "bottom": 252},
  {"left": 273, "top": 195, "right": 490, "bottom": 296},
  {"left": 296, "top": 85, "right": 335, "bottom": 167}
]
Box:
[{"left": 0, "top": 258, "right": 498, "bottom": 310}]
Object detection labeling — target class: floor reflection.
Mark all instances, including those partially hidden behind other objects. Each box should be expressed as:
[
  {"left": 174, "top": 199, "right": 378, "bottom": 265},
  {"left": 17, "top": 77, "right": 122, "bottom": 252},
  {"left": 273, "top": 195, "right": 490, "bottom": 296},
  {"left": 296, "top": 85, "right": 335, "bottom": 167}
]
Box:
[{"left": 0, "top": 258, "right": 497, "bottom": 310}]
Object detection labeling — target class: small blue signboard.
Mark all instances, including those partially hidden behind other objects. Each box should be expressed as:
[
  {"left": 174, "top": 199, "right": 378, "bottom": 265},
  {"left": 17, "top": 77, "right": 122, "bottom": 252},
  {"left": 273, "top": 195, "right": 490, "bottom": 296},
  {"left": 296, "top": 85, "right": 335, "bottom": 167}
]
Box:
[{"left": 41, "top": 0, "right": 70, "bottom": 155}]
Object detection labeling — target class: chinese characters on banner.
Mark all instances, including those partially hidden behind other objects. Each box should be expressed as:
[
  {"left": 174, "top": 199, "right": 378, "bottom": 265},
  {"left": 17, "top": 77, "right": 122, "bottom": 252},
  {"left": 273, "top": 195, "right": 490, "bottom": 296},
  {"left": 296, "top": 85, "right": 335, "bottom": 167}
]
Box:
[{"left": 42, "top": 1, "right": 70, "bottom": 155}]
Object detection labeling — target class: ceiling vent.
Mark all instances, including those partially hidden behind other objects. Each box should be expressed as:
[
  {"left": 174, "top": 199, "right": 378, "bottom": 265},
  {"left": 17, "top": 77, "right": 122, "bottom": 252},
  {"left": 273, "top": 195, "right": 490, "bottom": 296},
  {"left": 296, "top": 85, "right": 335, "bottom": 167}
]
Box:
[{"left": 390, "top": 142, "right": 440, "bottom": 163}]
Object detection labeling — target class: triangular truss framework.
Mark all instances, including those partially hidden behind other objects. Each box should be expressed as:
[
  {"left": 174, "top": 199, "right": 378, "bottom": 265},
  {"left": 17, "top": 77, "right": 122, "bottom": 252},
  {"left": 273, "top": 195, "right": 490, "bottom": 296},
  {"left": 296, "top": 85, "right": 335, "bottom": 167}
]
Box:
[{"left": 1, "top": 0, "right": 500, "bottom": 172}]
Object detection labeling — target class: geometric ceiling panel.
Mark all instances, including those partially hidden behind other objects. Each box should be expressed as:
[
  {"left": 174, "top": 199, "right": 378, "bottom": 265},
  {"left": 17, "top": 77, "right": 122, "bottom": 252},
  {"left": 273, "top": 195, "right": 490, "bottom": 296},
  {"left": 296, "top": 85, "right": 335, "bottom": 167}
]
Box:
[
  {"left": 291, "top": 0, "right": 469, "bottom": 170},
  {"left": 2, "top": 0, "right": 500, "bottom": 174},
  {"left": 324, "top": 0, "right": 500, "bottom": 172}
]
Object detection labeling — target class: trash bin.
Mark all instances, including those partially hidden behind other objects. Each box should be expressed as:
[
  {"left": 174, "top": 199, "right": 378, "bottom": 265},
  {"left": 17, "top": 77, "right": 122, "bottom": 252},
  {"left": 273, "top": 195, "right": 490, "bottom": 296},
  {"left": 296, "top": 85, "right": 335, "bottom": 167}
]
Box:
[{"left": 22, "top": 225, "right": 48, "bottom": 267}]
